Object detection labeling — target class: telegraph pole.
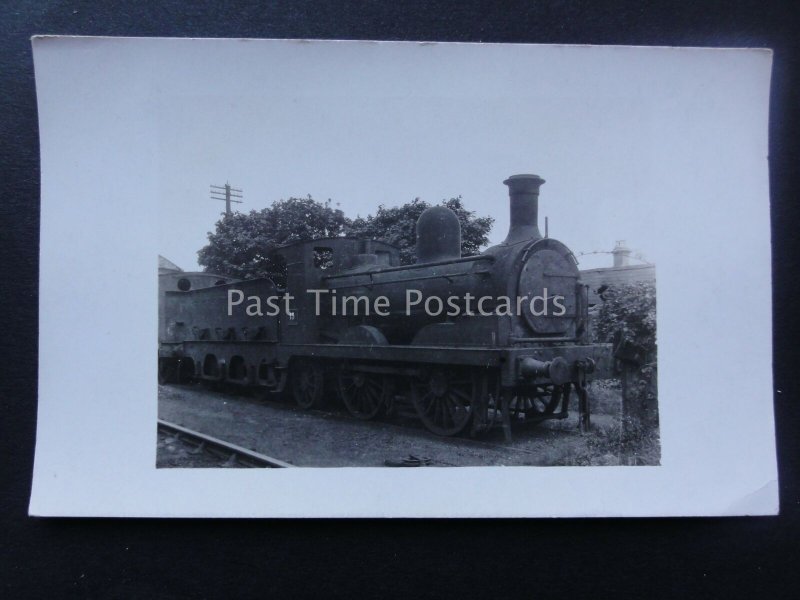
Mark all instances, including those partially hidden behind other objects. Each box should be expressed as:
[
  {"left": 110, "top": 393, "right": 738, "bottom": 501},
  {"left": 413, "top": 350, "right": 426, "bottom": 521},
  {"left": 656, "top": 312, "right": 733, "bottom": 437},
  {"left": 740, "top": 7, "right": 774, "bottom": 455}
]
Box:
[{"left": 210, "top": 183, "right": 243, "bottom": 217}]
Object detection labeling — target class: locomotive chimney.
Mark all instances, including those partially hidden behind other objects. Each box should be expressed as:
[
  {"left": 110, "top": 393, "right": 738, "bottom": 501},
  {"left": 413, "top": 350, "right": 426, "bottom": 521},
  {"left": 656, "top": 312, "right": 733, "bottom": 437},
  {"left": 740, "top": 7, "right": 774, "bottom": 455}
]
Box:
[{"left": 503, "top": 174, "right": 546, "bottom": 244}]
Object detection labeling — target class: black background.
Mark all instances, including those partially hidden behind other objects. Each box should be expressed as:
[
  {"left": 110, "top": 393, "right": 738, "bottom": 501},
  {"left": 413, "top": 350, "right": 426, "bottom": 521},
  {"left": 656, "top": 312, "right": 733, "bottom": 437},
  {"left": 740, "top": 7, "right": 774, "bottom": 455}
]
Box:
[{"left": 1, "top": 1, "right": 798, "bottom": 598}]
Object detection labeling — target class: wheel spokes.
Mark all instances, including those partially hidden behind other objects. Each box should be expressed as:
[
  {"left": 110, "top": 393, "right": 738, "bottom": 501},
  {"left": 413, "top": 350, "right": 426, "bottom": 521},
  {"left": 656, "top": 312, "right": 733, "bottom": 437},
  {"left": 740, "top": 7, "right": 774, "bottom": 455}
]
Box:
[
  {"left": 507, "top": 384, "right": 563, "bottom": 422},
  {"left": 293, "top": 361, "right": 324, "bottom": 410},
  {"left": 411, "top": 370, "right": 474, "bottom": 436},
  {"left": 339, "top": 369, "right": 386, "bottom": 420}
]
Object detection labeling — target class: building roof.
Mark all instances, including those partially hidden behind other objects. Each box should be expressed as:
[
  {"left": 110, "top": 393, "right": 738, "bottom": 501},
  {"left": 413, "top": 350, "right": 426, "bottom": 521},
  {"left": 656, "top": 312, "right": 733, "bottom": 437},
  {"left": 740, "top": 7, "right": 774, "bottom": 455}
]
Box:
[
  {"left": 580, "top": 263, "right": 656, "bottom": 305},
  {"left": 158, "top": 255, "right": 183, "bottom": 274}
]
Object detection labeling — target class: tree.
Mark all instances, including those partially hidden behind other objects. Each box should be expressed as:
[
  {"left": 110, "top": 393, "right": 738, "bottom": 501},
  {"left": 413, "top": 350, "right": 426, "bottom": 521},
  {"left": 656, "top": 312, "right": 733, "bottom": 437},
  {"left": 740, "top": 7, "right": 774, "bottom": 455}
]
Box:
[
  {"left": 197, "top": 196, "right": 349, "bottom": 285},
  {"left": 348, "top": 196, "right": 494, "bottom": 265},
  {"left": 198, "top": 194, "right": 494, "bottom": 282}
]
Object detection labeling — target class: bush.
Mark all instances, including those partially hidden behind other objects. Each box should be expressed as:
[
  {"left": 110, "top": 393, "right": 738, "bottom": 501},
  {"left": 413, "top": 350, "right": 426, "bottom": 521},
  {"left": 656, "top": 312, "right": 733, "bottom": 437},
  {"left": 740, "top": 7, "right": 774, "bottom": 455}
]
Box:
[
  {"left": 591, "top": 280, "right": 659, "bottom": 432},
  {"left": 593, "top": 280, "right": 657, "bottom": 355}
]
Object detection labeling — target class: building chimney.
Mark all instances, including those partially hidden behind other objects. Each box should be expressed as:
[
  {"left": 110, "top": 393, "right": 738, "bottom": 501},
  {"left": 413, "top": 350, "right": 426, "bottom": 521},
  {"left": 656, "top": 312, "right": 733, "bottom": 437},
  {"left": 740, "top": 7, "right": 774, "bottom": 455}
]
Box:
[
  {"left": 503, "top": 174, "right": 546, "bottom": 244},
  {"left": 612, "top": 240, "right": 631, "bottom": 267}
]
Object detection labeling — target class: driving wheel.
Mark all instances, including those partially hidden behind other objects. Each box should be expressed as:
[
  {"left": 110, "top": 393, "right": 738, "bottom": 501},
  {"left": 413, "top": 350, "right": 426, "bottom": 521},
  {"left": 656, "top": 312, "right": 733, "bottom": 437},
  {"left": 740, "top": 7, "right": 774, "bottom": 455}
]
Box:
[{"left": 410, "top": 369, "right": 475, "bottom": 436}]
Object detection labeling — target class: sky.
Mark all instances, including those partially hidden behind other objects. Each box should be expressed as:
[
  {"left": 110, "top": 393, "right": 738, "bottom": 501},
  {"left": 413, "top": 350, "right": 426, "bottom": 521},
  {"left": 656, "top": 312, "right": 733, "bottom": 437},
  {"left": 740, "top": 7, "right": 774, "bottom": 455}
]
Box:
[{"left": 155, "top": 40, "right": 767, "bottom": 272}]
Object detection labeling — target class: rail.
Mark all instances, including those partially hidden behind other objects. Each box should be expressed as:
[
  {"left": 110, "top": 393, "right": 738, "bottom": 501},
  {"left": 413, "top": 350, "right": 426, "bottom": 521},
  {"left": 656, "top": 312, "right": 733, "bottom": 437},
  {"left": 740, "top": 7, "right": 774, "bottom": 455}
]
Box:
[{"left": 157, "top": 419, "right": 293, "bottom": 468}]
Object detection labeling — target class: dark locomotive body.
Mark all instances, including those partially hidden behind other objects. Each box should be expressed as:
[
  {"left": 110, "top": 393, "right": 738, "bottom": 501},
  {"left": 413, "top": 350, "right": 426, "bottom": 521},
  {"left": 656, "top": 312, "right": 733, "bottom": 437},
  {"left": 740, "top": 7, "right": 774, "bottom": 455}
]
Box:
[{"left": 159, "top": 174, "right": 612, "bottom": 437}]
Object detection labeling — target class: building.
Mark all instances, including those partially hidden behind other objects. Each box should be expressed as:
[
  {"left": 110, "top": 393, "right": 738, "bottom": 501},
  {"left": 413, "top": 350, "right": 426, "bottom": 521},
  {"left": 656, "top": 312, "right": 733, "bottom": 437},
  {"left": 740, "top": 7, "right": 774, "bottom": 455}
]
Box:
[
  {"left": 580, "top": 241, "right": 656, "bottom": 307},
  {"left": 158, "top": 255, "right": 238, "bottom": 340},
  {"left": 158, "top": 255, "right": 183, "bottom": 275}
]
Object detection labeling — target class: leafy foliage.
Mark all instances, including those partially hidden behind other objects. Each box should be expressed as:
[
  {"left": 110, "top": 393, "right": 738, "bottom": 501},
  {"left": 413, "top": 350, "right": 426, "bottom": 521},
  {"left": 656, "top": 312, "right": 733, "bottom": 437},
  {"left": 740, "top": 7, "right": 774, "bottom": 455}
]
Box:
[
  {"left": 594, "top": 281, "right": 657, "bottom": 355},
  {"left": 592, "top": 280, "right": 658, "bottom": 430},
  {"left": 348, "top": 196, "right": 494, "bottom": 265},
  {"left": 197, "top": 196, "right": 348, "bottom": 285},
  {"left": 198, "top": 195, "right": 495, "bottom": 281}
]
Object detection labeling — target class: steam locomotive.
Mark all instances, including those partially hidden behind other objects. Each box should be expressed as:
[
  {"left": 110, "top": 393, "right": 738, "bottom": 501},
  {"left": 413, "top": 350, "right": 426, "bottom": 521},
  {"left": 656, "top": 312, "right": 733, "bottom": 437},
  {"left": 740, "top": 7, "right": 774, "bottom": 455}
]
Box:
[{"left": 158, "top": 174, "right": 612, "bottom": 438}]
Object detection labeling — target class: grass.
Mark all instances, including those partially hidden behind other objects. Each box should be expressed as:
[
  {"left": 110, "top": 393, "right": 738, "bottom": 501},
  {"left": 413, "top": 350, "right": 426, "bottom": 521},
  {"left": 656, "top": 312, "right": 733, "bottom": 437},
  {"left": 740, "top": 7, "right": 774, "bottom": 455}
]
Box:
[
  {"left": 548, "top": 378, "right": 661, "bottom": 466},
  {"left": 587, "top": 379, "right": 623, "bottom": 416},
  {"left": 553, "top": 418, "right": 661, "bottom": 466}
]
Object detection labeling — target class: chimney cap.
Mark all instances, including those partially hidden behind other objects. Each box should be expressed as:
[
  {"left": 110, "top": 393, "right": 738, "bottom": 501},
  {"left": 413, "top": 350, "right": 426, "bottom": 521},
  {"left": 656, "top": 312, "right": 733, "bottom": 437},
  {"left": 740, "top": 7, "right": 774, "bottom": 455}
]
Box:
[
  {"left": 503, "top": 174, "right": 546, "bottom": 189},
  {"left": 613, "top": 240, "right": 631, "bottom": 252}
]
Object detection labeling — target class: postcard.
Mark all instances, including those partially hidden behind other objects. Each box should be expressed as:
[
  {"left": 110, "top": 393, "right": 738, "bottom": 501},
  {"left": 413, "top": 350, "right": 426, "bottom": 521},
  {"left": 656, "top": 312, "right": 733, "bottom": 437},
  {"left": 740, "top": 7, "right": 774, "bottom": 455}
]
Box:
[{"left": 30, "top": 37, "right": 776, "bottom": 517}]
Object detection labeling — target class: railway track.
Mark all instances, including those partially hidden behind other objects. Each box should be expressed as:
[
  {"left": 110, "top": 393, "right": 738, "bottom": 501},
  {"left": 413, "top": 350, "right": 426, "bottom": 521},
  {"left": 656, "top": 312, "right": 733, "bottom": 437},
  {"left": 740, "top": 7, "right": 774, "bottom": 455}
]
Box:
[{"left": 157, "top": 419, "right": 293, "bottom": 468}]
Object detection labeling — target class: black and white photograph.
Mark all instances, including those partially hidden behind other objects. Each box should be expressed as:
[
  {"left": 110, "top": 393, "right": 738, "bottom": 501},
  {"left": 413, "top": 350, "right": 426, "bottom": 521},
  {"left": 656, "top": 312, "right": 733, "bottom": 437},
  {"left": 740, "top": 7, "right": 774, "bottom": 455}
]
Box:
[
  {"left": 153, "top": 40, "right": 662, "bottom": 470},
  {"left": 158, "top": 178, "right": 658, "bottom": 468},
  {"left": 30, "top": 37, "right": 775, "bottom": 517}
]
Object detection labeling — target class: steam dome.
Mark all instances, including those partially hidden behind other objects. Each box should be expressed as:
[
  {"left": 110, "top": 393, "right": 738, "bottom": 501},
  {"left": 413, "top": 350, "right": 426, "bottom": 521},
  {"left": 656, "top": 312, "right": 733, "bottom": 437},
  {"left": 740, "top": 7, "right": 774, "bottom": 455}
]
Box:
[{"left": 416, "top": 206, "right": 461, "bottom": 263}]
